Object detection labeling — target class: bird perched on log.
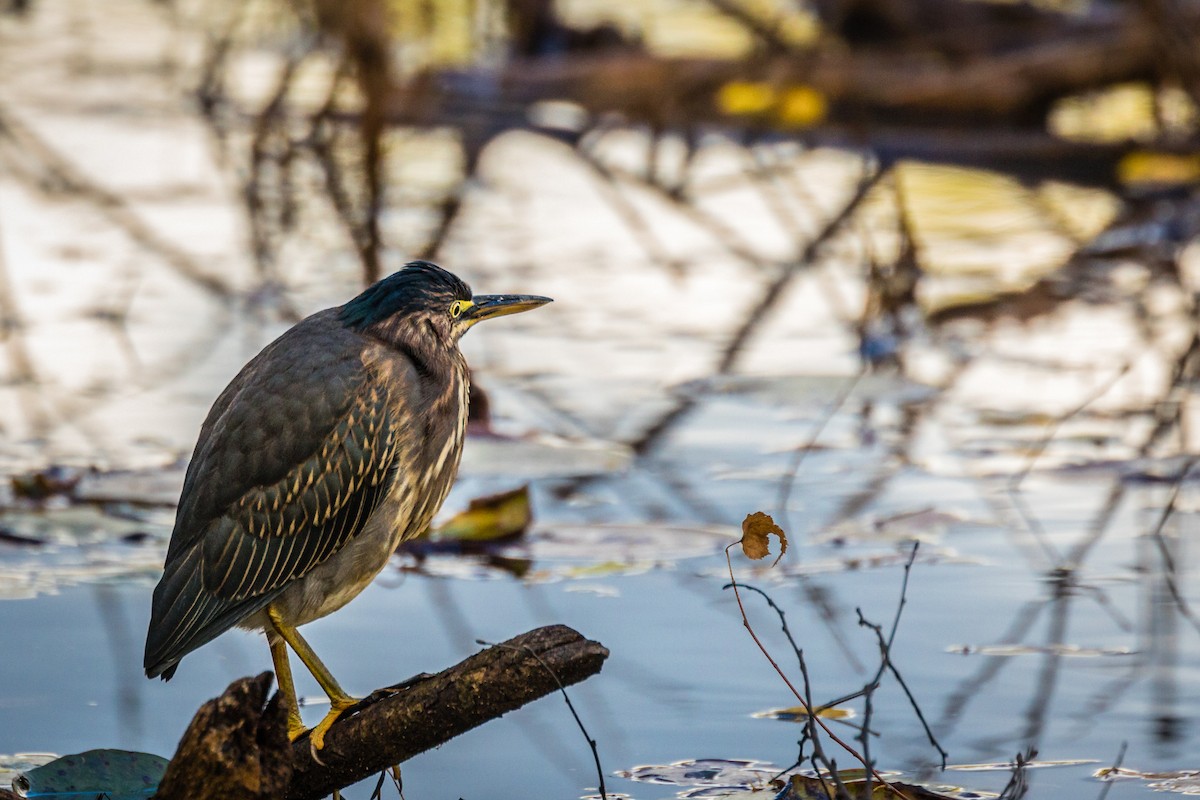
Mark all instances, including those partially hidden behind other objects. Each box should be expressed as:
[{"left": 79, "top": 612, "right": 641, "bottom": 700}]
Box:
[{"left": 144, "top": 261, "right": 551, "bottom": 750}]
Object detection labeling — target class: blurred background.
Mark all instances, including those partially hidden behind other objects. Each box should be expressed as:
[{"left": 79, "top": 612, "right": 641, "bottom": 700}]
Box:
[{"left": 2, "top": 0, "right": 1200, "bottom": 797}]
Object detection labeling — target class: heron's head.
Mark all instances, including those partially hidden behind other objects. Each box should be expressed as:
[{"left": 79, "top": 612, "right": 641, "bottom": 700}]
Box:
[{"left": 339, "top": 261, "right": 551, "bottom": 348}]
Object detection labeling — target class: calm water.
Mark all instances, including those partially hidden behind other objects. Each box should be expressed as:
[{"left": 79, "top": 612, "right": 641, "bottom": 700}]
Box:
[{"left": 1, "top": 2, "right": 1199, "bottom": 799}]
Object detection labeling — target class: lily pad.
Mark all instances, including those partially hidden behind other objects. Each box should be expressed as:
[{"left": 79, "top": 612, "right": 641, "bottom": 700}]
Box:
[
  {"left": 617, "top": 758, "right": 779, "bottom": 788},
  {"left": 13, "top": 749, "right": 168, "bottom": 799}
]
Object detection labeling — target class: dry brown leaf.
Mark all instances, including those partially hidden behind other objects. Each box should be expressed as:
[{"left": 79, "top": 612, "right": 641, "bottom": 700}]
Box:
[{"left": 741, "top": 512, "right": 788, "bottom": 563}]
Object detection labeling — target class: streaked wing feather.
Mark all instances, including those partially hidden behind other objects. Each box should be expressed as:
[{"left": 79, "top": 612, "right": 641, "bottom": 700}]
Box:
[
  {"left": 144, "top": 547, "right": 282, "bottom": 677},
  {"left": 164, "top": 311, "right": 366, "bottom": 567},
  {"left": 202, "top": 381, "right": 397, "bottom": 600}
]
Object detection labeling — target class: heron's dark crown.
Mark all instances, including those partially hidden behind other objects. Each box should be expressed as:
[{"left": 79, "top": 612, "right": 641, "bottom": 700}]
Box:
[{"left": 338, "top": 261, "right": 472, "bottom": 332}]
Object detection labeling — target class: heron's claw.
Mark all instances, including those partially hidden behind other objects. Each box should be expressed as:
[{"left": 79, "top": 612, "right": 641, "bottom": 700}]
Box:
[{"left": 308, "top": 695, "right": 357, "bottom": 752}]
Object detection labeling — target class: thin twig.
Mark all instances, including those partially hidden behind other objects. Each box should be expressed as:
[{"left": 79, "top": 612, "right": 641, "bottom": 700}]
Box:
[
  {"left": 724, "top": 542, "right": 912, "bottom": 800},
  {"left": 478, "top": 639, "right": 608, "bottom": 800},
  {"left": 1095, "top": 741, "right": 1126, "bottom": 800},
  {"left": 998, "top": 748, "right": 1035, "bottom": 800},
  {"left": 855, "top": 543, "right": 946, "bottom": 792}
]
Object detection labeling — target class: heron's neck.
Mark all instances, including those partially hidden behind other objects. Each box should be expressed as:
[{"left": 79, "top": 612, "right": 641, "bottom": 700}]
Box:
[{"left": 365, "top": 317, "right": 464, "bottom": 383}]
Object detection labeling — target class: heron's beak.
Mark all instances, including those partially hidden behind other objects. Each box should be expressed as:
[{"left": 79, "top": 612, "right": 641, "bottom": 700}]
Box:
[{"left": 464, "top": 294, "right": 553, "bottom": 324}]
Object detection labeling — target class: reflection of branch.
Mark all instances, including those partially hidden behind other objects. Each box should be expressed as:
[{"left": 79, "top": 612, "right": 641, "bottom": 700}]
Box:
[
  {"left": 1008, "top": 361, "right": 1132, "bottom": 491},
  {"left": 632, "top": 163, "right": 884, "bottom": 456},
  {"left": 576, "top": 138, "right": 768, "bottom": 268},
  {"left": 1145, "top": 458, "right": 1200, "bottom": 637},
  {"left": 0, "top": 211, "right": 50, "bottom": 434},
  {"left": 246, "top": 50, "right": 308, "bottom": 279},
  {"left": 0, "top": 104, "right": 235, "bottom": 299},
  {"left": 716, "top": 163, "right": 884, "bottom": 374},
  {"left": 936, "top": 598, "right": 1044, "bottom": 738},
  {"left": 1095, "top": 742, "right": 1127, "bottom": 800},
  {"left": 575, "top": 137, "right": 679, "bottom": 270},
  {"left": 1018, "top": 572, "right": 1070, "bottom": 748},
  {"left": 704, "top": 0, "right": 801, "bottom": 55},
  {"left": 776, "top": 371, "right": 862, "bottom": 533}
]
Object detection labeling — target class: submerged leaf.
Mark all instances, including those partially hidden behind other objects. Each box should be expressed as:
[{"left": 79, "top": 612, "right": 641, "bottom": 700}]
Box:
[
  {"left": 13, "top": 749, "right": 168, "bottom": 799},
  {"left": 740, "top": 512, "right": 787, "bottom": 563},
  {"left": 1096, "top": 767, "right": 1200, "bottom": 794}
]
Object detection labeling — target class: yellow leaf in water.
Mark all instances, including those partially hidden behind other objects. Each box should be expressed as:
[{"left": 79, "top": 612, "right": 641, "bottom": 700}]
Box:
[
  {"left": 432, "top": 485, "right": 531, "bottom": 542},
  {"left": 753, "top": 705, "right": 856, "bottom": 721},
  {"left": 741, "top": 511, "right": 787, "bottom": 562},
  {"left": 717, "top": 81, "right": 777, "bottom": 116},
  {"left": 777, "top": 86, "right": 827, "bottom": 128},
  {"left": 1117, "top": 151, "right": 1200, "bottom": 186}
]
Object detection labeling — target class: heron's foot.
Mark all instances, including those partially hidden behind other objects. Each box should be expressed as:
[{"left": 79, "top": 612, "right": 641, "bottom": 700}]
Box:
[
  {"left": 309, "top": 694, "right": 358, "bottom": 752},
  {"left": 285, "top": 712, "right": 306, "bottom": 742}
]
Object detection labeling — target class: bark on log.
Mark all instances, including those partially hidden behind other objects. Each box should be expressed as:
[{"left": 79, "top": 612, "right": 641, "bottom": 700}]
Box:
[
  {"left": 286, "top": 624, "right": 609, "bottom": 800},
  {"left": 155, "top": 672, "right": 293, "bottom": 800},
  {"left": 154, "top": 625, "right": 608, "bottom": 800}
]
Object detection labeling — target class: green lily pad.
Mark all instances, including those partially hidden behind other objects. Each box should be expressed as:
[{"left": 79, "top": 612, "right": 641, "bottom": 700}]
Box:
[{"left": 13, "top": 749, "right": 168, "bottom": 799}]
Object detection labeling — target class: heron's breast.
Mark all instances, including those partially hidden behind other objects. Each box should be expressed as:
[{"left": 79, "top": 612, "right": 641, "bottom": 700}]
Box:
[{"left": 394, "top": 365, "right": 469, "bottom": 542}]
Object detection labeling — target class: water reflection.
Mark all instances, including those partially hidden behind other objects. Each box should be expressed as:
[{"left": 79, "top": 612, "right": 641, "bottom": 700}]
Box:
[{"left": 2, "top": 2, "right": 1200, "bottom": 800}]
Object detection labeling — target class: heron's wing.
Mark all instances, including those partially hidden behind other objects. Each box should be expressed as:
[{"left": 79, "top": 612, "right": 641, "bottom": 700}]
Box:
[{"left": 145, "top": 313, "right": 416, "bottom": 677}]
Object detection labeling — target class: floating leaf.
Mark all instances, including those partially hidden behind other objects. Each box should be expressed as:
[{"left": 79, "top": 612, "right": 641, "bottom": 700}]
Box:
[
  {"left": 945, "top": 644, "right": 1134, "bottom": 658},
  {"left": 740, "top": 512, "right": 787, "bottom": 563},
  {"left": 716, "top": 81, "right": 776, "bottom": 116},
  {"left": 753, "top": 705, "right": 856, "bottom": 722},
  {"left": 777, "top": 86, "right": 827, "bottom": 128},
  {"left": 11, "top": 466, "right": 84, "bottom": 502},
  {"left": 1117, "top": 151, "right": 1200, "bottom": 186},
  {"left": 13, "top": 749, "right": 168, "bottom": 799},
  {"left": 430, "top": 486, "right": 531, "bottom": 543},
  {"left": 1095, "top": 767, "right": 1200, "bottom": 794}
]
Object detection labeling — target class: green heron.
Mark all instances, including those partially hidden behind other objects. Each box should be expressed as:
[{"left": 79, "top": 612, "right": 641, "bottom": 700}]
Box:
[{"left": 144, "top": 261, "right": 551, "bottom": 749}]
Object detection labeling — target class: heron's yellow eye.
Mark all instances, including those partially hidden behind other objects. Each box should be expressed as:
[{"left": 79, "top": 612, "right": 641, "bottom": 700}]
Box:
[{"left": 449, "top": 300, "right": 469, "bottom": 319}]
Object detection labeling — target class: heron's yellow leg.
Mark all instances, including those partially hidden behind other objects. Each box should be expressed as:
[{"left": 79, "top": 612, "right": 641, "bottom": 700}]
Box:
[
  {"left": 268, "top": 635, "right": 306, "bottom": 741},
  {"left": 267, "top": 606, "right": 357, "bottom": 750}
]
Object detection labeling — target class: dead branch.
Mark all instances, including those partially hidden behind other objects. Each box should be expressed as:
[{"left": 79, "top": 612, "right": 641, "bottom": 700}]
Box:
[
  {"left": 286, "top": 624, "right": 608, "bottom": 799},
  {"left": 154, "top": 625, "right": 608, "bottom": 800},
  {"left": 155, "top": 672, "right": 292, "bottom": 800}
]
